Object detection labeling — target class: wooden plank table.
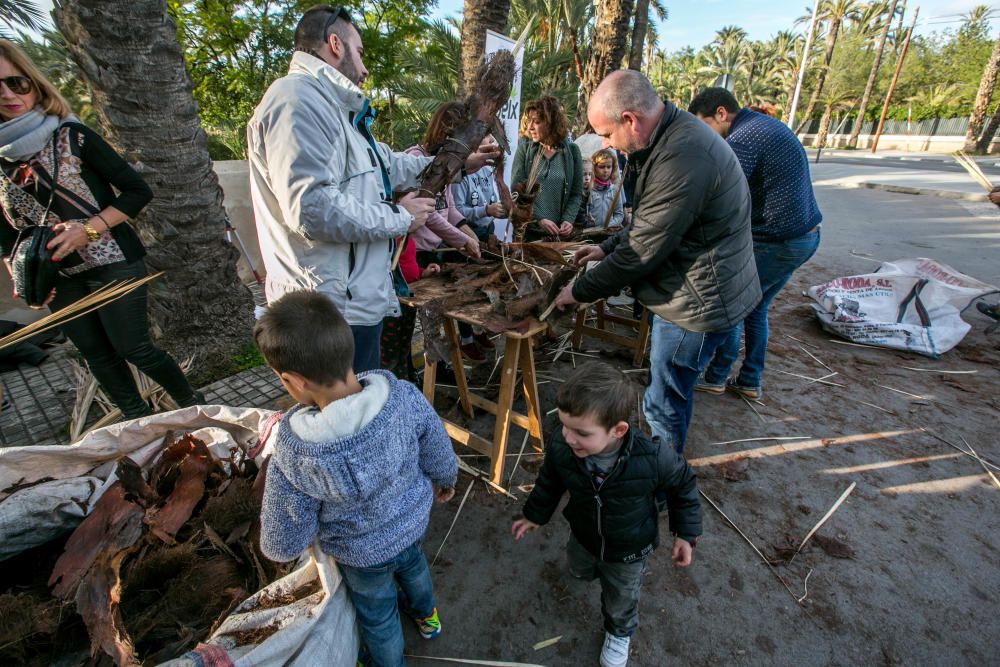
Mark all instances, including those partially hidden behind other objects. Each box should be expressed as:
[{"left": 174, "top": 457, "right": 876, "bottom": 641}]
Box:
[
  {"left": 571, "top": 299, "right": 651, "bottom": 367},
  {"left": 400, "top": 289, "right": 547, "bottom": 488}
]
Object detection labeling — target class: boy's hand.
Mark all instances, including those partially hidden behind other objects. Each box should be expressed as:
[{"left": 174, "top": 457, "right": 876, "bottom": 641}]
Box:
[
  {"left": 435, "top": 485, "right": 455, "bottom": 503},
  {"left": 511, "top": 518, "right": 540, "bottom": 541},
  {"left": 671, "top": 537, "right": 694, "bottom": 567}
]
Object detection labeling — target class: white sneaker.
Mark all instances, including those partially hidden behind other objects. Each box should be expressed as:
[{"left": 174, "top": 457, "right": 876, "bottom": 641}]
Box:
[{"left": 600, "top": 632, "right": 630, "bottom": 667}]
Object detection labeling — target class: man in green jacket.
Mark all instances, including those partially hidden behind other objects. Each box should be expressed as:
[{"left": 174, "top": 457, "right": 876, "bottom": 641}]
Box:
[{"left": 555, "top": 70, "right": 761, "bottom": 453}]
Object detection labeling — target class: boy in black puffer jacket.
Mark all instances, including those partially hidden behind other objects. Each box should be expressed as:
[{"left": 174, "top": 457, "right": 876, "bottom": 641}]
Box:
[{"left": 512, "top": 362, "right": 701, "bottom": 667}]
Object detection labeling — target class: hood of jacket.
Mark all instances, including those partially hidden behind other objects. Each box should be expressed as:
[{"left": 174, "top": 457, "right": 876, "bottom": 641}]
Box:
[{"left": 273, "top": 371, "right": 403, "bottom": 501}]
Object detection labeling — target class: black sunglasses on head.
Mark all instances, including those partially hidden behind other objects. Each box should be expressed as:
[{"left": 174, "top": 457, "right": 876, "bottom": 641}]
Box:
[
  {"left": 0, "top": 76, "right": 32, "bottom": 95},
  {"left": 322, "top": 6, "right": 352, "bottom": 41}
]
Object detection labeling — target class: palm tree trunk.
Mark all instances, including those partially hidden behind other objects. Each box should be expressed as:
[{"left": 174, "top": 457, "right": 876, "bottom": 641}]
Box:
[
  {"left": 628, "top": 0, "right": 651, "bottom": 71},
  {"left": 848, "top": 0, "right": 897, "bottom": 148},
  {"left": 814, "top": 102, "right": 834, "bottom": 148},
  {"left": 53, "top": 0, "right": 254, "bottom": 384},
  {"left": 459, "top": 0, "right": 512, "bottom": 97},
  {"left": 579, "top": 0, "right": 636, "bottom": 131},
  {"left": 964, "top": 33, "right": 1000, "bottom": 153},
  {"left": 781, "top": 76, "right": 797, "bottom": 124},
  {"left": 796, "top": 18, "right": 841, "bottom": 134},
  {"left": 974, "top": 101, "right": 1000, "bottom": 153}
]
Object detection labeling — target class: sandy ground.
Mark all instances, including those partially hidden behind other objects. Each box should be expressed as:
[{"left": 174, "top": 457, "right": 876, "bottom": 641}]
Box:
[{"left": 407, "top": 187, "right": 1000, "bottom": 667}]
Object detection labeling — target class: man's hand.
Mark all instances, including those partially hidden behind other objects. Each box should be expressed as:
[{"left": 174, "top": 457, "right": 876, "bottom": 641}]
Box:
[
  {"left": 399, "top": 192, "right": 435, "bottom": 231},
  {"left": 554, "top": 283, "right": 578, "bottom": 310},
  {"left": 573, "top": 244, "right": 605, "bottom": 267},
  {"left": 486, "top": 202, "right": 507, "bottom": 218},
  {"left": 538, "top": 218, "right": 560, "bottom": 237},
  {"left": 671, "top": 537, "right": 694, "bottom": 567},
  {"left": 557, "top": 221, "right": 574, "bottom": 237},
  {"left": 420, "top": 263, "right": 441, "bottom": 278},
  {"left": 511, "top": 518, "right": 540, "bottom": 540},
  {"left": 435, "top": 485, "right": 456, "bottom": 503},
  {"left": 465, "top": 145, "right": 501, "bottom": 174}
]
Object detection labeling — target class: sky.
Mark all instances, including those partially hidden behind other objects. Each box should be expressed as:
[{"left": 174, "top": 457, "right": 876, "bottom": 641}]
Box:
[
  {"left": 30, "top": 0, "right": 997, "bottom": 49},
  {"left": 431, "top": 0, "right": 997, "bottom": 52}
]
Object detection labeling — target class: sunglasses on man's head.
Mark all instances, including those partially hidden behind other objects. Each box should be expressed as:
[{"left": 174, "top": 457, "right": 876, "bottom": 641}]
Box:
[
  {"left": 322, "top": 6, "right": 352, "bottom": 40},
  {"left": 0, "top": 76, "right": 32, "bottom": 95}
]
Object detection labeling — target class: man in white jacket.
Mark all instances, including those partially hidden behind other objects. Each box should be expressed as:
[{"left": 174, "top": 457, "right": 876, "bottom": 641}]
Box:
[{"left": 248, "top": 5, "right": 495, "bottom": 372}]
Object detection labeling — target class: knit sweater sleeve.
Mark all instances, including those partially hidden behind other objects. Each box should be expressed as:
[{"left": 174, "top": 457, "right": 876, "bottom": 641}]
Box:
[
  {"left": 259, "top": 458, "right": 322, "bottom": 563},
  {"left": 408, "top": 383, "right": 457, "bottom": 487}
]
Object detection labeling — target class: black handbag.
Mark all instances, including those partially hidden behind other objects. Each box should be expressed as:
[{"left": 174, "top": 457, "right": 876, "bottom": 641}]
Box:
[
  {"left": 11, "top": 225, "right": 59, "bottom": 306},
  {"left": 9, "top": 131, "right": 66, "bottom": 307}
]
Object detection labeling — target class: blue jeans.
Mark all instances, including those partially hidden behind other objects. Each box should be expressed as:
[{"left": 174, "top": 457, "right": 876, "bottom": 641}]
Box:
[
  {"left": 645, "top": 317, "right": 735, "bottom": 452},
  {"left": 351, "top": 323, "right": 384, "bottom": 373},
  {"left": 703, "top": 229, "right": 821, "bottom": 389},
  {"left": 338, "top": 541, "right": 436, "bottom": 667}
]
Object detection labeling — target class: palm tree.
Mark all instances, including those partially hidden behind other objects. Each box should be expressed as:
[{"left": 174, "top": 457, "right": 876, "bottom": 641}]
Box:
[
  {"left": 765, "top": 30, "right": 803, "bottom": 120},
  {"left": 905, "top": 83, "right": 963, "bottom": 112},
  {"left": 813, "top": 87, "right": 854, "bottom": 148},
  {"left": 54, "top": 0, "right": 255, "bottom": 383},
  {"left": 459, "top": 0, "right": 512, "bottom": 96},
  {"left": 699, "top": 26, "right": 747, "bottom": 89},
  {"left": 0, "top": 0, "right": 44, "bottom": 37},
  {"left": 851, "top": 1, "right": 889, "bottom": 49},
  {"left": 579, "top": 0, "right": 636, "bottom": 129},
  {"left": 391, "top": 19, "right": 463, "bottom": 146},
  {"left": 964, "top": 30, "right": 1000, "bottom": 152},
  {"left": 847, "top": 0, "right": 898, "bottom": 148},
  {"left": 796, "top": 0, "right": 862, "bottom": 133},
  {"left": 737, "top": 40, "right": 770, "bottom": 103},
  {"left": 628, "top": 0, "right": 666, "bottom": 71}
]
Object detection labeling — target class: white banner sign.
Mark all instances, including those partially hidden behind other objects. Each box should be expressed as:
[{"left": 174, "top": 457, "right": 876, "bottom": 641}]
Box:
[{"left": 484, "top": 29, "right": 523, "bottom": 189}]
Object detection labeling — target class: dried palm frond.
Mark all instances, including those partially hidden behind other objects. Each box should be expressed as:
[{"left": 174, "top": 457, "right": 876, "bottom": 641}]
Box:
[{"left": 0, "top": 273, "right": 163, "bottom": 352}]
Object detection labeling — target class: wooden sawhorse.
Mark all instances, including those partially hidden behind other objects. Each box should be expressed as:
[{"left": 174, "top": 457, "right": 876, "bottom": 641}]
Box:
[
  {"left": 571, "top": 300, "right": 651, "bottom": 367},
  {"left": 420, "top": 314, "right": 547, "bottom": 487}
]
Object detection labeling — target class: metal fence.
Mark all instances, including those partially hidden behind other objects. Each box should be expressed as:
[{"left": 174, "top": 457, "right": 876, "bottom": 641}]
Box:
[{"left": 800, "top": 117, "right": 970, "bottom": 136}]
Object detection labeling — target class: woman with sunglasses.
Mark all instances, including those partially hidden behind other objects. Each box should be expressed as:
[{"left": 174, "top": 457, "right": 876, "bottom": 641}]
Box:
[{"left": 0, "top": 39, "right": 204, "bottom": 419}]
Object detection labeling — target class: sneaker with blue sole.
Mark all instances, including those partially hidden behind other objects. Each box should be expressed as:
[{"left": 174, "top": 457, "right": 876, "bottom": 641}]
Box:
[{"left": 412, "top": 607, "right": 441, "bottom": 639}]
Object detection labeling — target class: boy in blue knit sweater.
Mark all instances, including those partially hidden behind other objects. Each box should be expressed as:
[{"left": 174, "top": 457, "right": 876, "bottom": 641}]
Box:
[{"left": 255, "top": 290, "right": 457, "bottom": 667}]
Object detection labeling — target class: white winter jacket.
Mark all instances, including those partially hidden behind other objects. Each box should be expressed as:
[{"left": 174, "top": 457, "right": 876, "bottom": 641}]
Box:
[{"left": 247, "top": 52, "right": 430, "bottom": 325}]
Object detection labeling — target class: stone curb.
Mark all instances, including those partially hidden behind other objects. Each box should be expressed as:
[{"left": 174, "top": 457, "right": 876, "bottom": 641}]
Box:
[{"left": 825, "top": 179, "right": 988, "bottom": 202}]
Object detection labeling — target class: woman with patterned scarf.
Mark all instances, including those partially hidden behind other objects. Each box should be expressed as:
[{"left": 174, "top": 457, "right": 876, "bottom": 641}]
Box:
[{"left": 0, "top": 40, "right": 203, "bottom": 419}]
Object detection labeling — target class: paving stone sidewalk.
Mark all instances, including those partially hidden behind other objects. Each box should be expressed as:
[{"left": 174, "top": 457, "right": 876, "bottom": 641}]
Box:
[{"left": 0, "top": 344, "right": 282, "bottom": 447}]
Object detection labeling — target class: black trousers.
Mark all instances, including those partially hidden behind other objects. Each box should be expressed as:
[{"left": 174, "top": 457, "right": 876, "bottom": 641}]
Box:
[{"left": 51, "top": 259, "right": 200, "bottom": 419}]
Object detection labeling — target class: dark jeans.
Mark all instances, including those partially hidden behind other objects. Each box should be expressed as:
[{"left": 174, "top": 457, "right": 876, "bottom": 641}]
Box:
[
  {"left": 703, "top": 229, "right": 821, "bottom": 389},
  {"left": 339, "top": 540, "right": 437, "bottom": 667},
  {"left": 51, "top": 260, "right": 200, "bottom": 419},
  {"left": 566, "top": 534, "right": 647, "bottom": 637},
  {"left": 351, "top": 323, "right": 384, "bottom": 374},
  {"left": 645, "top": 316, "right": 735, "bottom": 453}
]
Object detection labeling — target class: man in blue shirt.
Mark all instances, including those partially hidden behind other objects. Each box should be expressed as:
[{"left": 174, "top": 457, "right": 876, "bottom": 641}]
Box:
[{"left": 688, "top": 88, "right": 822, "bottom": 399}]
